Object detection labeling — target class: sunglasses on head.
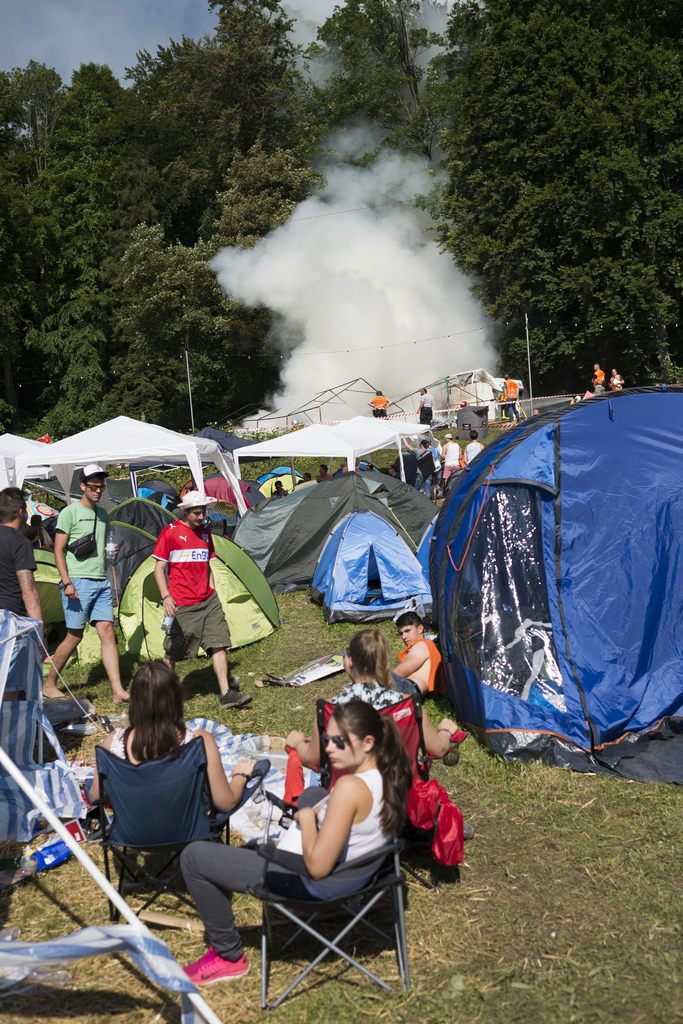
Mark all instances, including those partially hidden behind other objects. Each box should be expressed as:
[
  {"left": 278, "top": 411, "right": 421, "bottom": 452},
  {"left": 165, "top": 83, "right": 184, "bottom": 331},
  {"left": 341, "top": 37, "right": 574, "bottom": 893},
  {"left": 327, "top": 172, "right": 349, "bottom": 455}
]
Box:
[{"left": 322, "top": 732, "right": 347, "bottom": 750}]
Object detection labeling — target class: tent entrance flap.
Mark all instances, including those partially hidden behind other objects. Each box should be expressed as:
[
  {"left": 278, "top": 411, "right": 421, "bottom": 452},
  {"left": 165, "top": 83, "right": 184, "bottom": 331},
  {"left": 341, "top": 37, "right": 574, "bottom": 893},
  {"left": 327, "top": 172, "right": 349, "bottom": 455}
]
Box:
[{"left": 451, "top": 485, "right": 565, "bottom": 715}]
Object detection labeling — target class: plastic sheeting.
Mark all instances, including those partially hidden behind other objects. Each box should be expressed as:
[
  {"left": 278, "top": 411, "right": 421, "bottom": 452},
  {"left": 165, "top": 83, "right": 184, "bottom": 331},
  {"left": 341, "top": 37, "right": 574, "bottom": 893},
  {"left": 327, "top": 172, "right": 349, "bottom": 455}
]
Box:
[{"left": 452, "top": 486, "right": 564, "bottom": 713}]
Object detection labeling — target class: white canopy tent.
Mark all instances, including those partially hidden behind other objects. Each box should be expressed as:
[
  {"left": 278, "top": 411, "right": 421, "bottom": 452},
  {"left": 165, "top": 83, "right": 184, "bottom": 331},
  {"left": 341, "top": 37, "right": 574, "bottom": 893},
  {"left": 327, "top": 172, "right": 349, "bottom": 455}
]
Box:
[
  {"left": 0, "top": 433, "right": 52, "bottom": 489},
  {"left": 232, "top": 416, "right": 432, "bottom": 482},
  {"left": 14, "top": 416, "right": 247, "bottom": 515}
]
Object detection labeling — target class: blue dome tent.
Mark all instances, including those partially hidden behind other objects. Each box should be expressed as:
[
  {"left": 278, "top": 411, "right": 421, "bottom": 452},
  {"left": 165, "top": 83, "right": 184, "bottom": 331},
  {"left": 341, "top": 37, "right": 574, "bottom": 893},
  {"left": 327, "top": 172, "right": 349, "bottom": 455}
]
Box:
[
  {"left": 312, "top": 511, "right": 432, "bottom": 624},
  {"left": 416, "top": 517, "right": 437, "bottom": 577},
  {"left": 431, "top": 388, "right": 683, "bottom": 781}
]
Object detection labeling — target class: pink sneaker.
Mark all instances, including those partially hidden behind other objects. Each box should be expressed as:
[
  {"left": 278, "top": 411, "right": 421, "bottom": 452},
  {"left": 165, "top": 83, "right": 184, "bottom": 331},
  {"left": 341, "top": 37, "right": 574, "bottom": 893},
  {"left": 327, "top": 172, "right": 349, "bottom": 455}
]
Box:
[{"left": 183, "top": 947, "right": 250, "bottom": 985}]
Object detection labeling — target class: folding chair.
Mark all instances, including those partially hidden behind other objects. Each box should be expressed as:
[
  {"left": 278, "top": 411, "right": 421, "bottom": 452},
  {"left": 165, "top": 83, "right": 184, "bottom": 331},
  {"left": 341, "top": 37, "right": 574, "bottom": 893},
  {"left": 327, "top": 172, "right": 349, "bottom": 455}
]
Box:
[
  {"left": 94, "top": 739, "right": 269, "bottom": 920},
  {"left": 316, "top": 696, "right": 446, "bottom": 889},
  {"left": 252, "top": 791, "right": 410, "bottom": 1009}
]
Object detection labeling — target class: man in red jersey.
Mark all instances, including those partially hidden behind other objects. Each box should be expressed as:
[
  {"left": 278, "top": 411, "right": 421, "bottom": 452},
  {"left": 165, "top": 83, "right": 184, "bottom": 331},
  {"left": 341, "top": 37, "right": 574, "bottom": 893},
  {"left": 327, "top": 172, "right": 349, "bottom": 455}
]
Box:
[{"left": 152, "top": 491, "right": 251, "bottom": 710}]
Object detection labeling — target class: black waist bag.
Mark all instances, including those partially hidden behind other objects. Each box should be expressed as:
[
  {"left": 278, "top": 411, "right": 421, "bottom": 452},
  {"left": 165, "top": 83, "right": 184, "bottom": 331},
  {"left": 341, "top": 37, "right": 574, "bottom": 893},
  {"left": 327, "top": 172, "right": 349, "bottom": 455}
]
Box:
[{"left": 66, "top": 514, "right": 98, "bottom": 560}]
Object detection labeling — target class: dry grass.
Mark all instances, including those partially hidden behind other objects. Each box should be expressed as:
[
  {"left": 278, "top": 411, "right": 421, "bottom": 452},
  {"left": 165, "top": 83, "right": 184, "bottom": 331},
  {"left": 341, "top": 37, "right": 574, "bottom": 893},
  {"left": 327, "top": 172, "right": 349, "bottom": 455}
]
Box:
[{"left": 1, "top": 591, "right": 682, "bottom": 1024}]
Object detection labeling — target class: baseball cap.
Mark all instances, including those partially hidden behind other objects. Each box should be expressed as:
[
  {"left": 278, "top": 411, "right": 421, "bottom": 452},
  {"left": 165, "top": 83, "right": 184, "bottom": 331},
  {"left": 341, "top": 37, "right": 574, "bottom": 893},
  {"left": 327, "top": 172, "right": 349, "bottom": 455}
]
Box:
[
  {"left": 177, "top": 490, "right": 217, "bottom": 510},
  {"left": 80, "top": 464, "right": 109, "bottom": 483},
  {"left": 444, "top": 433, "right": 453, "bottom": 439}
]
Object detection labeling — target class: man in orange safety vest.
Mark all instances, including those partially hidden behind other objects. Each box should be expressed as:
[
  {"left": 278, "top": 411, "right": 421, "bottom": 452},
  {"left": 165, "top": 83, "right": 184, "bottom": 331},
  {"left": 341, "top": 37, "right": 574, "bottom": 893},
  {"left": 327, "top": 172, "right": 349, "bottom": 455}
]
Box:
[
  {"left": 592, "top": 364, "right": 606, "bottom": 392},
  {"left": 610, "top": 369, "right": 624, "bottom": 390},
  {"left": 368, "top": 390, "right": 391, "bottom": 417},
  {"left": 501, "top": 373, "right": 520, "bottom": 421}
]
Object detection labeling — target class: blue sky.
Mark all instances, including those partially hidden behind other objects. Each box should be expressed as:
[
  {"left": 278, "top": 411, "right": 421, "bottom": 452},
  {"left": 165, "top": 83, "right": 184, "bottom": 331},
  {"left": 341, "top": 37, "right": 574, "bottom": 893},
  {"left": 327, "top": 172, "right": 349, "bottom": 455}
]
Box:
[{"left": 0, "top": 0, "right": 335, "bottom": 86}]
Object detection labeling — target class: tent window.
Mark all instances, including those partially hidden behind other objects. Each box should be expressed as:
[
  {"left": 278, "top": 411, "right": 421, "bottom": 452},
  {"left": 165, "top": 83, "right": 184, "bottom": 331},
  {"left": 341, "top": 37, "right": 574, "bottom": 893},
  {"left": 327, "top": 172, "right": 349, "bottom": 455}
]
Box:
[{"left": 450, "top": 485, "right": 565, "bottom": 713}]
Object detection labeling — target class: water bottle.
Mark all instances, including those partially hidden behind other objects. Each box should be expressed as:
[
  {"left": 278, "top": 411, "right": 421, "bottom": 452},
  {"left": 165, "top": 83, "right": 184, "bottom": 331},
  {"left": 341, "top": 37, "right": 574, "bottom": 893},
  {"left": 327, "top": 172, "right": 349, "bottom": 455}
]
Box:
[
  {"left": 161, "top": 615, "right": 174, "bottom": 633},
  {"left": 105, "top": 529, "right": 116, "bottom": 563}
]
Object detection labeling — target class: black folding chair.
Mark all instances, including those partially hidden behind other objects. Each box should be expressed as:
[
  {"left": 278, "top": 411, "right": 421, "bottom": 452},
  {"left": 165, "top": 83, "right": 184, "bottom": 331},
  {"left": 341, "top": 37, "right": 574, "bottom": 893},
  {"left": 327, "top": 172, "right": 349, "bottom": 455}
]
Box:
[
  {"left": 251, "top": 791, "right": 410, "bottom": 1009},
  {"left": 94, "top": 739, "right": 269, "bottom": 920}
]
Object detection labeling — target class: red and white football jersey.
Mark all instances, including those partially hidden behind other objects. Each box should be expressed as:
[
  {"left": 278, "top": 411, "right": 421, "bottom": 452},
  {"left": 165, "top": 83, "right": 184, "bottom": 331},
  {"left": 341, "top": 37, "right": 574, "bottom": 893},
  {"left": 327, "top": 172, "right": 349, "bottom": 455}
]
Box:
[{"left": 152, "top": 520, "right": 216, "bottom": 606}]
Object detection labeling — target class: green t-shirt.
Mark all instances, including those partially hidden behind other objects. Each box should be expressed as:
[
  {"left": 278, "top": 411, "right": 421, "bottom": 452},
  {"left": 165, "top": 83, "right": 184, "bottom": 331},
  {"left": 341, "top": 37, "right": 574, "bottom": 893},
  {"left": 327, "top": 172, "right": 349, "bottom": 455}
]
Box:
[{"left": 56, "top": 503, "right": 110, "bottom": 581}]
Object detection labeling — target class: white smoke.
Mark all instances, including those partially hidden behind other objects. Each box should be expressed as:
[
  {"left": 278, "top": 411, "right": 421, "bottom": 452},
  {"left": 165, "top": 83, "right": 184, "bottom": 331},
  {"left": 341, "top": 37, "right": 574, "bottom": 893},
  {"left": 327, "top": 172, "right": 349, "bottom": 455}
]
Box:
[{"left": 211, "top": 141, "right": 494, "bottom": 420}]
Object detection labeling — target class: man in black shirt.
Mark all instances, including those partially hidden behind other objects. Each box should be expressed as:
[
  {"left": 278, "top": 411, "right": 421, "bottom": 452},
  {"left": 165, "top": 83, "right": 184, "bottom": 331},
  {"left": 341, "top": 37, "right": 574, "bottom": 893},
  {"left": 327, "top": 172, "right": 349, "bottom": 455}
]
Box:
[{"left": 0, "top": 488, "right": 43, "bottom": 701}]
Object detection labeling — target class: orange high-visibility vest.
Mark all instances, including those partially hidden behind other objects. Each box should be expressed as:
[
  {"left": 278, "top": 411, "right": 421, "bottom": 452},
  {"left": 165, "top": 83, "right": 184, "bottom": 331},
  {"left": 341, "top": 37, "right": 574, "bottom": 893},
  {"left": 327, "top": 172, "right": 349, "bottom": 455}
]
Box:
[
  {"left": 504, "top": 380, "right": 518, "bottom": 401},
  {"left": 610, "top": 375, "right": 623, "bottom": 390},
  {"left": 593, "top": 369, "right": 605, "bottom": 386},
  {"left": 373, "top": 395, "right": 388, "bottom": 409}
]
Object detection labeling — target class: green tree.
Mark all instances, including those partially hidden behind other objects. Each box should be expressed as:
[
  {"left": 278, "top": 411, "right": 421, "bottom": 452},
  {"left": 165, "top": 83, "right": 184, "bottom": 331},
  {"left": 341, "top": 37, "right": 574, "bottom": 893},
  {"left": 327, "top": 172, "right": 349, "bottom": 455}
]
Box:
[
  {"left": 310, "top": 0, "right": 450, "bottom": 162},
  {"left": 439, "top": 0, "right": 683, "bottom": 391},
  {"left": 110, "top": 224, "right": 281, "bottom": 430}
]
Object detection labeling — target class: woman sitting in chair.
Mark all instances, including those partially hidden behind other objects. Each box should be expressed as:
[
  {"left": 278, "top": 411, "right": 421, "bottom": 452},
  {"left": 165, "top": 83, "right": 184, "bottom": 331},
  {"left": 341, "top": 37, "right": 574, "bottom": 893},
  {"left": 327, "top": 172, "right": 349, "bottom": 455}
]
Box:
[
  {"left": 88, "top": 660, "right": 255, "bottom": 815},
  {"left": 181, "top": 699, "right": 412, "bottom": 984},
  {"left": 286, "top": 629, "right": 459, "bottom": 767}
]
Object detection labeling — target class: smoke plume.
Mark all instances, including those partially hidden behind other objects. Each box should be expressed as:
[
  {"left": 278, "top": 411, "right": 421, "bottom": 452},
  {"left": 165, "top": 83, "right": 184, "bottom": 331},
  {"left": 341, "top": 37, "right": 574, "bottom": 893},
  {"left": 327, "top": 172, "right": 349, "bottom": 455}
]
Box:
[{"left": 211, "top": 141, "right": 494, "bottom": 420}]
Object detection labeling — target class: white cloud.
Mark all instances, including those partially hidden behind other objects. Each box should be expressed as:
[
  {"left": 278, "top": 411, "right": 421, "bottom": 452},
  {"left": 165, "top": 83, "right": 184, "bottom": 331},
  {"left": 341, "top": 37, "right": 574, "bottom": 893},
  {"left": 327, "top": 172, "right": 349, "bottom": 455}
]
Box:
[{"left": 0, "top": 0, "right": 216, "bottom": 85}]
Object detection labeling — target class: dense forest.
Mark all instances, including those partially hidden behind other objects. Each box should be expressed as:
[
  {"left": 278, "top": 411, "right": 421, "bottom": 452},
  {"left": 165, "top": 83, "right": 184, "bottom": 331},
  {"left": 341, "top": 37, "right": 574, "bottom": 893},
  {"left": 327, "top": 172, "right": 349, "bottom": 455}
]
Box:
[{"left": 1, "top": 0, "right": 682, "bottom": 437}]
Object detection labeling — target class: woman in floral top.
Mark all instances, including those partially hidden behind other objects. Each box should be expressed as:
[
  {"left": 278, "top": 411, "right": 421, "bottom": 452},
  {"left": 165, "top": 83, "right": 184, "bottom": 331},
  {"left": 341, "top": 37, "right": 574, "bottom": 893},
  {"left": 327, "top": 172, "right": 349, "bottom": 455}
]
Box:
[{"left": 286, "top": 630, "right": 457, "bottom": 767}]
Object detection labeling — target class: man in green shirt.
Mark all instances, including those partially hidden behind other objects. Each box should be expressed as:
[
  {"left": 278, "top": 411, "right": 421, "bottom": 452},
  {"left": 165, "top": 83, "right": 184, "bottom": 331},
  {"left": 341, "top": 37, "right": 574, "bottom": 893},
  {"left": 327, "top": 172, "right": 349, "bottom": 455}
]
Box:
[{"left": 43, "top": 464, "right": 129, "bottom": 703}]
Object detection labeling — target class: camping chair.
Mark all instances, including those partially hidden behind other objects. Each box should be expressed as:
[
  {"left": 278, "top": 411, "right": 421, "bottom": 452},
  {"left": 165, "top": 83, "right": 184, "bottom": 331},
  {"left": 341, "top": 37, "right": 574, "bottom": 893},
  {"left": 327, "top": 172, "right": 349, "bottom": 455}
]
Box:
[
  {"left": 252, "top": 791, "right": 410, "bottom": 1009},
  {"left": 94, "top": 739, "right": 269, "bottom": 920},
  {"left": 315, "top": 696, "right": 446, "bottom": 889}
]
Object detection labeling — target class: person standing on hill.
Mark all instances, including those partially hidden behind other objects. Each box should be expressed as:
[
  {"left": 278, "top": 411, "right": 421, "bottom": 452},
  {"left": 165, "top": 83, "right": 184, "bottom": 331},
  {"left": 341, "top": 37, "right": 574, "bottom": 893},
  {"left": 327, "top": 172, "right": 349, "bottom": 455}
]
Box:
[
  {"left": 501, "top": 373, "right": 520, "bottom": 421},
  {"left": 418, "top": 387, "right": 433, "bottom": 425},
  {"left": 368, "top": 391, "right": 391, "bottom": 418},
  {"left": 0, "top": 488, "right": 43, "bottom": 702},
  {"left": 152, "top": 491, "right": 252, "bottom": 712},
  {"left": 45, "top": 465, "right": 129, "bottom": 704},
  {"left": 610, "top": 369, "right": 624, "bottom": 390},
  {"left": 592, "top": 364, "right": 606, "bottom": 392}
]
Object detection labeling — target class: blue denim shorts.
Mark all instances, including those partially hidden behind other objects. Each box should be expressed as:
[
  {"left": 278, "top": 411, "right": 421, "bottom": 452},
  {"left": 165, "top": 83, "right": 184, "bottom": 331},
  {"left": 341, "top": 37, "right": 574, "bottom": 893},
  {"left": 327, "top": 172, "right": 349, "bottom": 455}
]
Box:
[{"left": 61, "top": 578, "right": 114, "bottom": 629}]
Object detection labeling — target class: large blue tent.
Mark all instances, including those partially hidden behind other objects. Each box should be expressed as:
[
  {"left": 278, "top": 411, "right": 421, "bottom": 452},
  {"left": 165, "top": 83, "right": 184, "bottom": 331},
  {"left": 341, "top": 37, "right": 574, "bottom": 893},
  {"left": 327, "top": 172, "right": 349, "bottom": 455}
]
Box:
[
  {"left": 312, "top": 511, "right": 432, "bottom": 624},
  {"left": 432, "top": 387, "right": 683, "bottom": 781}
]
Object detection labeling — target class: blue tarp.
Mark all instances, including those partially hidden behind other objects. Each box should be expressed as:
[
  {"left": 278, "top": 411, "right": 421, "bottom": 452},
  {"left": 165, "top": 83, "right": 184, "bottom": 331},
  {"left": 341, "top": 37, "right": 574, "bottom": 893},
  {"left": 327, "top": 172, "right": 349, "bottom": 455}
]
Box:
[
  {"left": 432, "top": 388, "right": 683, "bottom": 777},
  {"left": 312, "top": 511, "right": 432, "bottom": 623}
]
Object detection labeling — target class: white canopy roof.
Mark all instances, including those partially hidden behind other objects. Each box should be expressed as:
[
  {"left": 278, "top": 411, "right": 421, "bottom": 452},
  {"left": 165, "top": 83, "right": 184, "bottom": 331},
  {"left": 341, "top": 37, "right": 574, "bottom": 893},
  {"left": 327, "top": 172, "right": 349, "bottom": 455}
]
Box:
[
  {"left": 232, "top": 416, "right": 432, "bottom": 481},
  {"left": 0, "top": 433, "right": 52, "bottom": 488},
  {"left": 13, "top": 416, "right": 246, "bottom": 514}
]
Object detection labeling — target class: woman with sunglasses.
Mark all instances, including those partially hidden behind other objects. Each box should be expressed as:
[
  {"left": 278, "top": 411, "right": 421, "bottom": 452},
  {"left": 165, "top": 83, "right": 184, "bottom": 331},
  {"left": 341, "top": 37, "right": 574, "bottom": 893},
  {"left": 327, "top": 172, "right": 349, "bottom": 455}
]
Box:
[
  {"left": 180, "top": 699, "right": 412, "bottom": 985},
  {"left": 286, "top": 629, "right": 460, "bottom": 767}
]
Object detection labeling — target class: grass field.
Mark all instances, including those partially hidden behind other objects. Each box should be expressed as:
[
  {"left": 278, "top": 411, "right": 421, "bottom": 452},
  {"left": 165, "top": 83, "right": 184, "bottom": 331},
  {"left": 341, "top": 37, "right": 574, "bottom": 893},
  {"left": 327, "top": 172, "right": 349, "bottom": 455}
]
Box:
[
  {"left": 0, "top": 588, "right": 681, "bottom": 1024},
  {"left": 4, "top": 421, "right": 681, "bottom": 1024}
]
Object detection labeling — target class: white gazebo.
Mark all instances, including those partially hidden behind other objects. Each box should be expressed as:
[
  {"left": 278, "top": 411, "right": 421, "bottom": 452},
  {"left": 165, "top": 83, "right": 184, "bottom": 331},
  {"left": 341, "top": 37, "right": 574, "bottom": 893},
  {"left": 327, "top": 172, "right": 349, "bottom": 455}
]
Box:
[
  {"left": 14, "top": 416, "right": 247, "bottom": 515},
  {"left": 0, "top": 434, "right": 52, "bottom": 489},
  {"left": 232, "top": 416, "right": 432, "bottom": 482}
]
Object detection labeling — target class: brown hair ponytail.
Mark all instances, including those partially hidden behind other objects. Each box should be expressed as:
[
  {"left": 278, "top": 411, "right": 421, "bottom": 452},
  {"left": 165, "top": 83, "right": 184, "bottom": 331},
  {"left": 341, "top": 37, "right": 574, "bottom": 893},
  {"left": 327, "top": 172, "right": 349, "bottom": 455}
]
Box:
[{"left": 330, "top": 700, "right": 412, "bottom": 835}]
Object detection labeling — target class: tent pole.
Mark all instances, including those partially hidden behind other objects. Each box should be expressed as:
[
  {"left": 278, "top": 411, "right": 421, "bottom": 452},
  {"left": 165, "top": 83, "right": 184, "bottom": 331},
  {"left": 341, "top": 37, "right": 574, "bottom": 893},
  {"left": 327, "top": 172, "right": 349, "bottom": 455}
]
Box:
[
  {"left": 397, "top": 439, "right": 406, "bottom": 482},
  {"left": 185, "top": 336, "right": 195, "bottom": 434},
  {"left": 289, "top": 456, "right": 296, "bottom": 488},
  {"left": 0, "top": 745, "right": 224, "bottom": 1024}
]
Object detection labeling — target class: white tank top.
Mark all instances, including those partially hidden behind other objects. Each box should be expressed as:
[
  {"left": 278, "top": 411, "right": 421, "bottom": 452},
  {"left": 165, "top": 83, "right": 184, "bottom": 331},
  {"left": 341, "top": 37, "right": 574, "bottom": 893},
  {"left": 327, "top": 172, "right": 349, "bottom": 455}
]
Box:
[
  {"left": 108, "top": 726, "right": 195, "bottom": 761},
  {"left": 443, "top": 442, "right": 461, "bottom": 467},
  {"left": 278, "top": 768, "right": 390, "bottom": 899}
]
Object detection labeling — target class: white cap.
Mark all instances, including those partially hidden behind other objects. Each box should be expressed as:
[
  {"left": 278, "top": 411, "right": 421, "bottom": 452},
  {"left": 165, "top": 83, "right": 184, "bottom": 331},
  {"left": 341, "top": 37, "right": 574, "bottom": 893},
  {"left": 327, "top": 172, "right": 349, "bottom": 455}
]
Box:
[
  {"left": 80, "top": 464, "right": 109, "bottom": 483},
  {"left": 444, "top": 433, "right": 453, "bottom": 439},
  {"left": 177, "top": 490, "right": 217, "bottom": 510}
]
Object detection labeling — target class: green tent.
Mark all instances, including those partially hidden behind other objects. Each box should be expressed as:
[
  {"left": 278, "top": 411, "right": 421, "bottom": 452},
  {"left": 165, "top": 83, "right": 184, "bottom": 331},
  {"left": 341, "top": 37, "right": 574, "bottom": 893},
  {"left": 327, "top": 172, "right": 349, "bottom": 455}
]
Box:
[
  {"left": 118, "top": 534, "right": 279, "bottom": 661},
  {"left": 33, "top": 550, "right": 105, "bottom": 666}
]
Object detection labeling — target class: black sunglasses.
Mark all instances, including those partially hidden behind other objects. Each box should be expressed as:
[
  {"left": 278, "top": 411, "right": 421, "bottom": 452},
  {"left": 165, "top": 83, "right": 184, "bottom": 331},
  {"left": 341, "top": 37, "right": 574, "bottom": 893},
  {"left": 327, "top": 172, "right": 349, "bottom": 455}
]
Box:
[{"left": 322, "top": 732, "right": 347, "bottom": 750}]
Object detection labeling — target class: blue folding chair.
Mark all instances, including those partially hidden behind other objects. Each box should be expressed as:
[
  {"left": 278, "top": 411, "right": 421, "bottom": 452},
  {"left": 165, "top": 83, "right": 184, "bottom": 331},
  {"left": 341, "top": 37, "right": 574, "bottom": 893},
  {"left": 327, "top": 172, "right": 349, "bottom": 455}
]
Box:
[{"left": 94, "top": 738, "right": 269, "bottom": 919}]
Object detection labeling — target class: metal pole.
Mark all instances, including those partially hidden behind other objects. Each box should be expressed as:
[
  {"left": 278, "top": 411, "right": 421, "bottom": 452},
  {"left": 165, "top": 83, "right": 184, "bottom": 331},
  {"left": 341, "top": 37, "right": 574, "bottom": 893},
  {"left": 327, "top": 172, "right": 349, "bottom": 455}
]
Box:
[
  {"left": 0, "top": 746, "right": 224, "bottom": 1024},
  {"left": 185, "top": 335, "right": 195, "bottom": 433},
  {"left": 525, "top": 313, "right": 534, "bottom": 412}
]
